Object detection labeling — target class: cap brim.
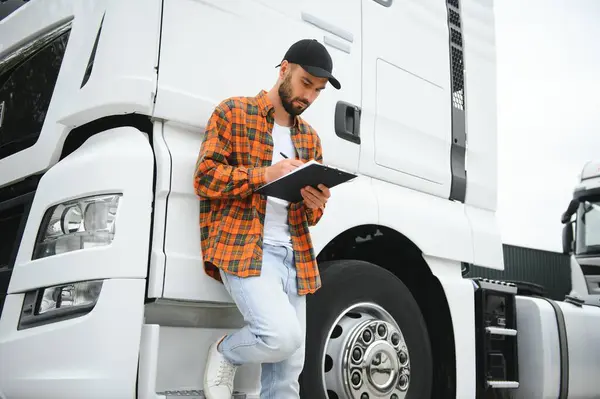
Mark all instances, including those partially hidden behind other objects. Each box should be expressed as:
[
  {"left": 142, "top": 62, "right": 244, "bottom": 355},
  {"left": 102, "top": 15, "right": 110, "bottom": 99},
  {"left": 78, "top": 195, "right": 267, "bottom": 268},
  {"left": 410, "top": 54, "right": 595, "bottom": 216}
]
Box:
[{"left": 300, "top": 65, "right": 341, "bottom": 90}]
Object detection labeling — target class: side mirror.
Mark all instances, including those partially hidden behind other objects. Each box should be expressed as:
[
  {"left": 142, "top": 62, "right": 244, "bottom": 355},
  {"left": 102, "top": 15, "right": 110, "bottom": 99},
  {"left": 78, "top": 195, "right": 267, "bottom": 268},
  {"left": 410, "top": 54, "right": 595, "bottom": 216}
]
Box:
[
  {"left": 562, "top": 221, "right": 574, "bottom": 254},
  {"left": 561, "top": 199, "right": 579, "bottom": 224}
]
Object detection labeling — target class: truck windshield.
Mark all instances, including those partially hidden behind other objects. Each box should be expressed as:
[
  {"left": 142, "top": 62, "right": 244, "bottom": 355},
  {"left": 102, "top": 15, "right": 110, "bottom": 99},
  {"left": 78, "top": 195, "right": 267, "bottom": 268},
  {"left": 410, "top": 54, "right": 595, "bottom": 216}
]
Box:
[
  {"left": 0, "top": 24, "right": 70, "bottom": 160},
  {"left": 576, "top": 199, "right": 600, "bottom": 256},
  {"left": 0, "top": 0, "right": 27, "bottom": 22}
]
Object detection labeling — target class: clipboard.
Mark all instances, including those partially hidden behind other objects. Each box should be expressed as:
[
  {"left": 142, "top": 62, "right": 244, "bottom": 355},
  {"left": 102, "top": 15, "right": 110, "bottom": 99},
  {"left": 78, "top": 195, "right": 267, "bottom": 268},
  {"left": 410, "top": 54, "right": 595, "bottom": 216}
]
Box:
[{"left": 255, "top": 160, "right": 357, "bottom": 203}]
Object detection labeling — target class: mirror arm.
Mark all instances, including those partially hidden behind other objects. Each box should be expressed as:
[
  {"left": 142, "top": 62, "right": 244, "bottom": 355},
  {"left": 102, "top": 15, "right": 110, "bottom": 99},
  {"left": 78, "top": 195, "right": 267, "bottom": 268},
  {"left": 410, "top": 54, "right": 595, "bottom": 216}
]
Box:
[{"left": 561, "top": 199, "right": 579, "bottom": 224}]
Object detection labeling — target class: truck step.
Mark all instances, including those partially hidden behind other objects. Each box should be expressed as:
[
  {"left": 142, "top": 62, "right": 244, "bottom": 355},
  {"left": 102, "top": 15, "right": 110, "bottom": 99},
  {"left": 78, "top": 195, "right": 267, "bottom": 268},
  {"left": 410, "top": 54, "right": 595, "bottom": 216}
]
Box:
[
  {"left": 159, "top": 390, "right": 247, "bottom": 398},
  {"left": 487, "top": 380, "right": 520, "bottom": 389},
  {"left": 485, "top": 326, "right": 517, "bottom": 336},
  {"left": 472, "top": 278, "right": 520, "bottom": 395}
]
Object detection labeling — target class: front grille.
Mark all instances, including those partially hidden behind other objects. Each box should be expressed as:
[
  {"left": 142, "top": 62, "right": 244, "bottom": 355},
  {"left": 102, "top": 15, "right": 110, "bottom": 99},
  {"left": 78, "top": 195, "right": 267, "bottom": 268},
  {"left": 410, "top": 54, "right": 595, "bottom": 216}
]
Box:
[
  {"left": 0, "top": 175, "right": 40, "bottom": 319},
  {"left": 581, "top": 265, "right": 600, "bottom": 276}
]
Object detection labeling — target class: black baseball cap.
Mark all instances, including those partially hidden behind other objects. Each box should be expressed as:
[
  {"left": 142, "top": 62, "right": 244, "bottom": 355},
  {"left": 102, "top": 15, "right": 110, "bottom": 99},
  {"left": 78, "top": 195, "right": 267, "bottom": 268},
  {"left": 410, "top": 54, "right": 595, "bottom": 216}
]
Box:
[{"left": 276, "top": 39, "right": 341, "bottom": 90}]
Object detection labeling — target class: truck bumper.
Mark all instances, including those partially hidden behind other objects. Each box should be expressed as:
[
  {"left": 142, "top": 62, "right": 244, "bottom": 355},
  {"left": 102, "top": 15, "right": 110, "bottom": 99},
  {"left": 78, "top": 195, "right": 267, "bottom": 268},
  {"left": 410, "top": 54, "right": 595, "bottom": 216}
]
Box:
[{"left": 0, "top": 278, "right": 145, "bottom": 399}]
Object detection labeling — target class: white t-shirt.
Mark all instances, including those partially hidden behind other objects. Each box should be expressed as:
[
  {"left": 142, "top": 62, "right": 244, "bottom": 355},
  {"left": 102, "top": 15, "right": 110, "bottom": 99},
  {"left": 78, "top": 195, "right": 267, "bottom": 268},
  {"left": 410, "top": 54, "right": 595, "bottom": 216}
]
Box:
[{"left": 263, "top": 123, "right": 296, "bottom": 248}]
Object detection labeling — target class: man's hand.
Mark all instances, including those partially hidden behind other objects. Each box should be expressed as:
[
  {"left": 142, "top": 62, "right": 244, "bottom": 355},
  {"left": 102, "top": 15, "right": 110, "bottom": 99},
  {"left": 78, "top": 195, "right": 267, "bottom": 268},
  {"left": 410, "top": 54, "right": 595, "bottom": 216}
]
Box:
[
  {"left": 301, "top": 184, "right": 330, "bottom": 209},
  {"left": 265, "top": 159, "right": 304, "bottom": 183}
]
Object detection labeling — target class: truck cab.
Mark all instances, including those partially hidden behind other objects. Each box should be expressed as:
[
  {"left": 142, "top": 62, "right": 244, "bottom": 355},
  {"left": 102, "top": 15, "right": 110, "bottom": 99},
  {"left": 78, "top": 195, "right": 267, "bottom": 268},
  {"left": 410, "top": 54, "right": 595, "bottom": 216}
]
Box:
[
  {"left": 1, "top": 1, "right": 599, "bottom": 398},
  {"left": 562, "top": 160, "right": 600, "bottom": 306}
]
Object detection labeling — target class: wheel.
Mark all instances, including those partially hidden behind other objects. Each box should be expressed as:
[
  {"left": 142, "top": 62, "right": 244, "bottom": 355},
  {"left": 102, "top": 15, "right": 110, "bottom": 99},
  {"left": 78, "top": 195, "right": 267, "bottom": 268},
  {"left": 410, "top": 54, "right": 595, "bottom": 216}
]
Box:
[{"left": 300, "top": 259, "right": 433, "bottom": 399}]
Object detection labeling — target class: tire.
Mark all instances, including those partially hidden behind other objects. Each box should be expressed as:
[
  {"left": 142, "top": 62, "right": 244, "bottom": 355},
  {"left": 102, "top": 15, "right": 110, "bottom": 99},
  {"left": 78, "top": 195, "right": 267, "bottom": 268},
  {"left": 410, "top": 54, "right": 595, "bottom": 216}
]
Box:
[{"left": 300, "top": 259, "right": 433, "bottom": 399}]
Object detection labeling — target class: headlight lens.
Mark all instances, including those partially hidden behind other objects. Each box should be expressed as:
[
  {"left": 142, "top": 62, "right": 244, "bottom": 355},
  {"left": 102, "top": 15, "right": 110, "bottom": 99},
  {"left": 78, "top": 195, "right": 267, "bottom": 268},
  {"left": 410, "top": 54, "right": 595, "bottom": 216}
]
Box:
[
  {"left": 38, "top": 280, "right": 103, "bottom": 314},
  {"left": 33, "top": 194, "right": 121, "bottom": 259},
  {"left": 18, "top": 280, "right": 104, "bottom": 330}
]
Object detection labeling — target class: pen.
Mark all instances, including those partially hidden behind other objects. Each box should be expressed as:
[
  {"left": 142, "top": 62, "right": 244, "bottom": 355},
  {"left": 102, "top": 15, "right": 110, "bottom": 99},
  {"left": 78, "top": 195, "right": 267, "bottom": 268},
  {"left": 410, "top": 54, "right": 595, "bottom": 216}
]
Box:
[{"left": 280, "top": 152, "right": 288, "bottom": 159}]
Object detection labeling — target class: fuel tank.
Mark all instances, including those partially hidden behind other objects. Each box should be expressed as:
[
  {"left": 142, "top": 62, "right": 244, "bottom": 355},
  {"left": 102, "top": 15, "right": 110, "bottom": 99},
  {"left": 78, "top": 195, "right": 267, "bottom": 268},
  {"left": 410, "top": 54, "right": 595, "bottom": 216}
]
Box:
[{"left": 513, "top": 295, "right": 600, "bottom": 399}]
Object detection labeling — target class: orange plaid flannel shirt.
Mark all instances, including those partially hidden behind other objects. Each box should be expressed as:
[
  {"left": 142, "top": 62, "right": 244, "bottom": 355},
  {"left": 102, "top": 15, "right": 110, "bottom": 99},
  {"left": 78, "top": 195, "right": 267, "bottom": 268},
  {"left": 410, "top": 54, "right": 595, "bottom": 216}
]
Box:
[{"left": 193, "top": 90, "right": 325, "bottom": 295}]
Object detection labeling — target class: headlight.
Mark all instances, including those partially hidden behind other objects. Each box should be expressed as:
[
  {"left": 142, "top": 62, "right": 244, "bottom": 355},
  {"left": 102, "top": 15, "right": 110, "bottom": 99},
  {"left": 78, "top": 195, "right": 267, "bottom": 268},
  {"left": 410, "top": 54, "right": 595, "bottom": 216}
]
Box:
[
  {"left": 38, "top": 280, "right": 103, "bottom": 314},
  {"left": 33, "top": 194, "right": 121, "bottom": 259},
  {"left": 18, "top": 280, "right": 103, "bottom": 330}
]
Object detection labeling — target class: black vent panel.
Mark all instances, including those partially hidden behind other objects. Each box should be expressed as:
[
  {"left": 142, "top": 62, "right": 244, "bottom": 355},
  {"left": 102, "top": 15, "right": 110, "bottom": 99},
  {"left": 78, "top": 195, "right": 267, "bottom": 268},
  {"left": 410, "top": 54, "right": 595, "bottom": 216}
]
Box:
[
  {"left": 447, "top": 3, "right": 465, "bottom": 111},
  {"left": 451, "top": 47, "right": 465, "bottom": 110},
  {"left": 450, "top": 27, "right": 463, "bottom": 46},
  {"left": 446, "top": 0, "right": 468, "bottom": 202},
  {"left": 448, "top": 8, "right": 461, "bottom": 28}
]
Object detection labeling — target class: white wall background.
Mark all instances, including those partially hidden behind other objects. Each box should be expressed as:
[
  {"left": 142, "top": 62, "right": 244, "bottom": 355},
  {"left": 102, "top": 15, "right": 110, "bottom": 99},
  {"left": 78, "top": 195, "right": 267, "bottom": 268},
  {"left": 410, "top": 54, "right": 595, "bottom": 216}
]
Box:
[{"left": 494, "top": 0, "right": 600, "bottom": 252}]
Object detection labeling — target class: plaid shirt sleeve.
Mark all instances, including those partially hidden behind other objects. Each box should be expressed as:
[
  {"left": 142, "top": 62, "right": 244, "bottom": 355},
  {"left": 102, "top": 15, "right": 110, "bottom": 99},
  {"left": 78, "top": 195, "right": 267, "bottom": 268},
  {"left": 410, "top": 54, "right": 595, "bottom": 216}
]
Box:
[
  {"left": 193, "top": 102, "right": 267, "bottom": 199},
  {"left": 304, "top": 204, "right": 324, "bottom": 226}
]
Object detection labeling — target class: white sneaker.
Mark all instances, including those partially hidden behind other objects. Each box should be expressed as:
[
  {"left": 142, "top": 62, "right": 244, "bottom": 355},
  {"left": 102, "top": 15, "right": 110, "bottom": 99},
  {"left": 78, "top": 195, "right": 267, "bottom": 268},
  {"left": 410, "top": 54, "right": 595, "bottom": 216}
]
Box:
[{"left": 203, "top": 337, "right": 238, "bottom": 399}]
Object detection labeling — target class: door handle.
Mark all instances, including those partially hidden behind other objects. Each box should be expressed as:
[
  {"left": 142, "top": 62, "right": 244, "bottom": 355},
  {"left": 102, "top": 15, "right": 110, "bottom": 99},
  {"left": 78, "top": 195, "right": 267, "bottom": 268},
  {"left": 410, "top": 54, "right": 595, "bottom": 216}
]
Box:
[{"left": 334, "top": 101, "right": 361, "bottom": 144}]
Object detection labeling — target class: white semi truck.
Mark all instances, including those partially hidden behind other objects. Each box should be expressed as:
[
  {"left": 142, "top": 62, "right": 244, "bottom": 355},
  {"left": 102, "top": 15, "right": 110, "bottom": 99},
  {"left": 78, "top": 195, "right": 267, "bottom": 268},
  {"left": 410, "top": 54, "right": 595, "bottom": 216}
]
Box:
[
  {"left": 561, "top": 161, "right": 600, "bottom": 307},
  {"left": 0, "top": 0, "right": 598, "bottom": 398}
]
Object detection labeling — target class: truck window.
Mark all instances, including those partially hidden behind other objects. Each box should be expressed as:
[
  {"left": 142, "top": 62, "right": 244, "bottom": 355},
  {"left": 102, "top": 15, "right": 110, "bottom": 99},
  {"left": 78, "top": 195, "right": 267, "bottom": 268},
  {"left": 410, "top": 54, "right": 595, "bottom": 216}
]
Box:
[
  {"left": 0, "top": 29, "right": 70, "bottom": 160},
  {"left": 577, "top": 200, "right": 600, "bottom": 255},
  {"left": 585, "top": 202, "right": 600, "bottom": 247},
  {"left": 0, "top": 0, "right": 27, "bottom": 22}
]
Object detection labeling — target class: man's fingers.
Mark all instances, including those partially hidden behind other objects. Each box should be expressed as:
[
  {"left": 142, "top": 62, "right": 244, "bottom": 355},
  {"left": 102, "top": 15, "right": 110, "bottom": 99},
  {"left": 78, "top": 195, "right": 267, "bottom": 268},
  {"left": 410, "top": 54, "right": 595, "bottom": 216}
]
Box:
[
  {"left": 302, "top": 188, "right": 319, "bottom": 202},
  {"left": 304, "top": 198, "right": 317, "bottom": 209},
  {"left": 308, "top": 184, "right": 331, "bottom": 198},
  {"left": 301, "top": 192, "right": 315, "bottom": 208},
  {"left": 305, "top": 186, "right": 327, "bottom": 201},
  {"left": 305, "top": 187, "right": 319, "bottom": 200},
  {"left": 301, "top": 188, "right": 321, "bottom": 206},
  {"left": 302, "top": 187, "right": 326, "bottom": 209},
  {"left": 287, "top": 159, "right": 305, "bottom": 167},
  {"left": 317, "top": 184, "right": 331, "bottom": 198}
]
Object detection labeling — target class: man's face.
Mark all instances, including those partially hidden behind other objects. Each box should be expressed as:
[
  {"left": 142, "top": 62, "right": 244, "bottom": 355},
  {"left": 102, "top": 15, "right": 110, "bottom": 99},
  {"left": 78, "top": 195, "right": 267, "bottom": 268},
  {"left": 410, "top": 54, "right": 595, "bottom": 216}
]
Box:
[{"left": 278, "top": 63, "right": 328, "bottom": 116}]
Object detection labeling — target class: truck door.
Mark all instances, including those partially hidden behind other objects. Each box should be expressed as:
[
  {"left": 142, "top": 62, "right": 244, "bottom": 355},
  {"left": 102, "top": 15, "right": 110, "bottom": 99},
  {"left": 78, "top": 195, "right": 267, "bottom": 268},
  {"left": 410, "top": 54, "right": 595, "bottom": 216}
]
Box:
[
  {"left": 154, "top": 0, "right": 363, "bottom": 301},
  {"left": 358, "top": 0, "right": 453, "bottom": 199},
  {"left": 287, "top": 0, "right": 363, "bottom": 174}
]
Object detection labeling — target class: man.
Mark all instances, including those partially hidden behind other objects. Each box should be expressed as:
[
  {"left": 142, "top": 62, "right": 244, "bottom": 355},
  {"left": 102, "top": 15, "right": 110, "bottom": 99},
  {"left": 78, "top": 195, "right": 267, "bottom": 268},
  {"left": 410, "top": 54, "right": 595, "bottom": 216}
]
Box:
[{"left": 193, "top": 39, "right": 341, "bottom": 399}]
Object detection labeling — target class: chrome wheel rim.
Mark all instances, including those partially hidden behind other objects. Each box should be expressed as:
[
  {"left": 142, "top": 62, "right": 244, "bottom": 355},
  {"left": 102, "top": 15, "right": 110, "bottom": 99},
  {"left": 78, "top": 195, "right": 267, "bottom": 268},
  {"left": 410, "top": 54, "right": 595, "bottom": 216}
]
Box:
[{"left": 321, "top": 302, "right": 411, "bottom": 399}]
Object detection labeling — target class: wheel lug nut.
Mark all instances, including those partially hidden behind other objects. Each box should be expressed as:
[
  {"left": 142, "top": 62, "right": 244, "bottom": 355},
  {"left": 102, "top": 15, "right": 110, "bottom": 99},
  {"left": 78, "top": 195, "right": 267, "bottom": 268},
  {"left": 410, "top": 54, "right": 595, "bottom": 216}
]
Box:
[
  {"left": 361, "top": 393, "right": 369, "bottom": 399},
  {"left": 378, "top": 324, "right": 386, "bottom": 336},
  {"left": 391, "top": 332, "right": 400, "bottom": 345},
  {"left": 391, "top": 394, "right": 399, "bottom": 399},
  {"left": 351, "top": 371, "right": 361, "bottom": 386},
  {"left": 399, "top": 351, "right": 407, "bottom": 364},
  {"left": 399, "top": 374, "right": 409, "bottom": 387},
  {"left": 362, "top": 329, "right": 372, "bottom": 342},
  {"left": 352, "top": 348, "right": 362, "bottom": 362}
]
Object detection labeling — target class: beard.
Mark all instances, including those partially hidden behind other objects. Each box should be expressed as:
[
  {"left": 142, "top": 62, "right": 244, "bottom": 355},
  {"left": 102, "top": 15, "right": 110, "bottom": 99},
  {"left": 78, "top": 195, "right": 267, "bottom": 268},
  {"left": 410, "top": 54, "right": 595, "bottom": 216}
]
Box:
[{"left": 278, "top": 75, "right": 310, "bottom": 116}]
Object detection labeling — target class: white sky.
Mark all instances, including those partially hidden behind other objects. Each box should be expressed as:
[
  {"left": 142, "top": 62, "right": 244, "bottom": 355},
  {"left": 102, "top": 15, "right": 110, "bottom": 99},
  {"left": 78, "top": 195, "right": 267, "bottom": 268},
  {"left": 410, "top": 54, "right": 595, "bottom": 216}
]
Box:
[{"left": 494, "top": 0, "right": 600, "bottom": 252}]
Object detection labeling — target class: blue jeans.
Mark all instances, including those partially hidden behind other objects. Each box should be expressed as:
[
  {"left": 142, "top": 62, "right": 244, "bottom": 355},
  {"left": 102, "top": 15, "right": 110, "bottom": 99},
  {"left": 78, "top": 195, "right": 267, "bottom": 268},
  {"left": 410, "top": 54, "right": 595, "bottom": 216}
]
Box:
[{"left": 218, "top": 243, "right": 306, "bottom": 399}]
